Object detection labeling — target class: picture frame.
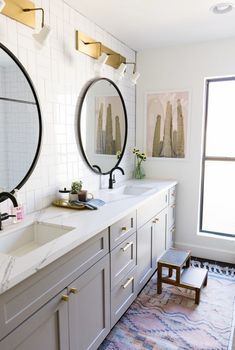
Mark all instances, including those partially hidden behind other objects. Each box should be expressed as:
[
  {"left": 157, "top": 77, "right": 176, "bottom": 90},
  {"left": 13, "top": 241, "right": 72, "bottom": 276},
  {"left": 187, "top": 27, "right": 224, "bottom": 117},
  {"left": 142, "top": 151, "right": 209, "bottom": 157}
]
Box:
[{"left": 145, "top": 90, "right": 190, "bottom": 159}]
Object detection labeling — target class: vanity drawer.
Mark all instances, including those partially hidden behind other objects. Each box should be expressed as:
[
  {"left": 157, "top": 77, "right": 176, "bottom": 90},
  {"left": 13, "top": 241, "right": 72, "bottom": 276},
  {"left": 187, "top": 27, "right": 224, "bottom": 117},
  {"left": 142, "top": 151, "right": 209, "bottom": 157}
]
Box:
[
  {"left": 111, "top": 233, "right": 136, "bottom": 288},
  {"left": 137, "top": 190, "right": 168, "bottom": 229},
  {"left": 109, "top": 211, "right": 136, "bottom": 250},
  {"left": 0, "top": 229, "right": 109, "bottom": 341},
  {"left": 111, "top": 266, "right": 137, "bottom": 328},
  {"left": 169, "top": 186, "right": 176, "bottom": 205},
  {"left": 168, "top": 202, "right": 176, "bottom": 229}
]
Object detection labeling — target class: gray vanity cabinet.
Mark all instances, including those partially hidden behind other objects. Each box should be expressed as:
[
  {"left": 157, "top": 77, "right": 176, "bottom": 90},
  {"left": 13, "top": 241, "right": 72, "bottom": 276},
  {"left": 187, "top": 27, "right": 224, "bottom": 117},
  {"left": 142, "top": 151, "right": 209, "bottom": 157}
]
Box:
[
  {"left": 68, "top": 254, "right": 110, "bottom": 350},
  {"left": 136, "top": 190, "right": 168, "bottom": 294},
  {"left": 0, "top": 289, "right": 69, "bottom": 350}
]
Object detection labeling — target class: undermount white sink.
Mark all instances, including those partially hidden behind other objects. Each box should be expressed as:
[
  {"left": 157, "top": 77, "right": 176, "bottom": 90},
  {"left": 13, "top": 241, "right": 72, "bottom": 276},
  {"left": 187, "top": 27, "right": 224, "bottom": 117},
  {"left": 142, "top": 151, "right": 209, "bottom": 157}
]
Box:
[
  {"left": 112, "top": 185, "right": 154, "bottom": 196},
  {"left": 0, "top": 222, "right": 74, "bottom": 257},
  {"left": 99, "top": 184, "right": 154, "bottom": 202}
]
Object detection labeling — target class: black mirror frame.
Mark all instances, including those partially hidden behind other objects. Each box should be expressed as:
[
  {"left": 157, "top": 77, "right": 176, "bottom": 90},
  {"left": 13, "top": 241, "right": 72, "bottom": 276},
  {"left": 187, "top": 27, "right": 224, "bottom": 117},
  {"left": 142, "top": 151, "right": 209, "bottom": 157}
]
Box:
[
  {"left": 78, "top": 77, "right": 128, "bottom": 175},
  {"left": 0, "top": 43, "right": 42, "bottom": 200}
]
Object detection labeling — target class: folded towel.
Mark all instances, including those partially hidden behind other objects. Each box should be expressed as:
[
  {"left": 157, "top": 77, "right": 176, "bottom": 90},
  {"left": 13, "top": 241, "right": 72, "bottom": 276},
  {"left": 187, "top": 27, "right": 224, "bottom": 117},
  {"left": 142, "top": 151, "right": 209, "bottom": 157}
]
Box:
[{"left": 70, "top": 198, "right": 106, "bottom": 210}]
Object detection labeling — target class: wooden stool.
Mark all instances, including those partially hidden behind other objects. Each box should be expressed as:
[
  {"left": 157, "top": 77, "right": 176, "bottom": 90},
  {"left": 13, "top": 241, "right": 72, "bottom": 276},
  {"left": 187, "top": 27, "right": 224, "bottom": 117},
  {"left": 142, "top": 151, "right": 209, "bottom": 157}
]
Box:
[{"left": 157, "top": 248, "right": 208, "bottom": 305}]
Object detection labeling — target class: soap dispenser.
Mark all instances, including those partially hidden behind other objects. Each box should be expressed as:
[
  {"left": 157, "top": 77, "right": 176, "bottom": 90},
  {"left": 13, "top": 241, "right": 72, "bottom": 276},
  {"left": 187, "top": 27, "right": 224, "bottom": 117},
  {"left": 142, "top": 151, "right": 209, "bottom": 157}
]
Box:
[{"left": 12, "top": 189, "right": 25, "bottom": 222}]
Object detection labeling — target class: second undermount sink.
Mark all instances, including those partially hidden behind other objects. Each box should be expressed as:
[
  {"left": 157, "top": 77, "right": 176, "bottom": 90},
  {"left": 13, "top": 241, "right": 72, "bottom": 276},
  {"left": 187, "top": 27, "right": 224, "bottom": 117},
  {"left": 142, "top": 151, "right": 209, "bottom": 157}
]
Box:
[
  {"left": 112, "top": 185, "right": 154, "bottom": 196},
  {"left": 99, "top": 184, "right": 154, "bottom": 202},
  {"left": 0, "top": 222, "right": 74, "bottom": 257}
]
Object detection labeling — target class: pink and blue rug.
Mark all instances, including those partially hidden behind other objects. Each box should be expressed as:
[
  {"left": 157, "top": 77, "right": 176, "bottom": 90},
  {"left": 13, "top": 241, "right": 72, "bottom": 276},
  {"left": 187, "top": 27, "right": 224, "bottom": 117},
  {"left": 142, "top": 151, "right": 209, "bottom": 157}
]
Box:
[{"left": 100, "top": 262, "right": 235, "bottom": 350}]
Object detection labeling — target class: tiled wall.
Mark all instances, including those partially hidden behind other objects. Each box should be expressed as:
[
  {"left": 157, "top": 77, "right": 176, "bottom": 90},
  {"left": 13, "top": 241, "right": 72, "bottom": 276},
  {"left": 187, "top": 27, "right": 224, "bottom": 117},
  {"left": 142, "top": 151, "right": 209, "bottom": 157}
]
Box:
[
  {"left": 0, "top": 0, "right": 136, "bottom": 214},
  {"left": 0, "top": 65, "right": 39, "bottom": 191}
]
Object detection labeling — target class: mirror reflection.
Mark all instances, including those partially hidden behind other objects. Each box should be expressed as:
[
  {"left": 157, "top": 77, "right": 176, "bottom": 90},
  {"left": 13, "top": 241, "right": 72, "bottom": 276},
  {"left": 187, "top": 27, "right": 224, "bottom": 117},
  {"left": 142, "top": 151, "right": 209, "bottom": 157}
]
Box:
[
  {"left": 78, "top": 78, "right": 127, "bottom": 174},
  {"left": 0, "top": 44, "right": 42, "bottom": 193}
]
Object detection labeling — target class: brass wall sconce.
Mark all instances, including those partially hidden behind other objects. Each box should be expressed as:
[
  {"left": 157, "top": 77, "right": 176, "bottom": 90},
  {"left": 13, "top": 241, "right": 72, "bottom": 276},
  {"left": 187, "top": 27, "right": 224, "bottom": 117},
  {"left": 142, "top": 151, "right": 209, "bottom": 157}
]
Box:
[
  {"left": 23, "top": 7, "right": 51, "bottom": 44},
  {"left": 76, "top": 31, "right": 126, "bottom": 70},
  {"left": 1, "top": 0, "right": 36, "bottom": 28}
]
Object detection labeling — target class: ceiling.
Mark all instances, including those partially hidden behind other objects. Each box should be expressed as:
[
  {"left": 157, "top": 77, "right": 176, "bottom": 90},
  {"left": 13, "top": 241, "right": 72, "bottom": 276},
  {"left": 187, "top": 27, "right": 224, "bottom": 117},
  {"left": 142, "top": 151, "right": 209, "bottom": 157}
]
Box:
[{"left": 65, "top": 0, "right": 235, "bottom": 51}]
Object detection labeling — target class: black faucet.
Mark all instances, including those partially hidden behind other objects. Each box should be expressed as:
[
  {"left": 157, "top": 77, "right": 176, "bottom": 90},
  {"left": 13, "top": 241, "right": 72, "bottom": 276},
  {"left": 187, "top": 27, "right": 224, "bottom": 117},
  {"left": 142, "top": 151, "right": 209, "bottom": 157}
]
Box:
[
  {"left": 108, "top": 167, "right": 125, "bottom": 189},
  {"left": 0, "top": 192, "right": 18, "bottom": 230}
]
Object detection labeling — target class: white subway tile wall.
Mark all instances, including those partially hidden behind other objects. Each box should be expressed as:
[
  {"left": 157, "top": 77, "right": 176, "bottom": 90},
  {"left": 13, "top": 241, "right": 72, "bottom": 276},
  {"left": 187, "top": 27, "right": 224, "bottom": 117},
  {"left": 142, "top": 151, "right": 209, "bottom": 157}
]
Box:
[{"left": 0, "top": 0, "right": 136, "bottom": 215}]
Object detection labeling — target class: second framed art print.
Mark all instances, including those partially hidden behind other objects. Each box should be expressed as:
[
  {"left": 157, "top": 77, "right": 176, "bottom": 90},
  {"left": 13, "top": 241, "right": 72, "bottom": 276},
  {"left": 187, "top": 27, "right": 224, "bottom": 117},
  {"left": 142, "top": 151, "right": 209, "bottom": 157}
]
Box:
[{"left": 146, "top": 90, "right": 189, "bottom": 159}]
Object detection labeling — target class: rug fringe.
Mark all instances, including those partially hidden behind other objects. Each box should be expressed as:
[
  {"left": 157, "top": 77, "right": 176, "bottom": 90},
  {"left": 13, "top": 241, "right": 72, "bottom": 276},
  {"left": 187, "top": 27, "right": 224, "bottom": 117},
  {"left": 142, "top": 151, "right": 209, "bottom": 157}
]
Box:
[{"left": 191, "top": 260, "right": 235, "bottom": 276}]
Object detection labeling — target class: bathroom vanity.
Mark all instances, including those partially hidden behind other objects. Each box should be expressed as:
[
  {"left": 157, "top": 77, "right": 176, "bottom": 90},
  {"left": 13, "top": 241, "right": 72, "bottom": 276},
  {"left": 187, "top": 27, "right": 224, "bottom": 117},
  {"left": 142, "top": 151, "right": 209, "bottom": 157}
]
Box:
[{"left": 0, "top": 180, "right": 176, "bottom": 350}]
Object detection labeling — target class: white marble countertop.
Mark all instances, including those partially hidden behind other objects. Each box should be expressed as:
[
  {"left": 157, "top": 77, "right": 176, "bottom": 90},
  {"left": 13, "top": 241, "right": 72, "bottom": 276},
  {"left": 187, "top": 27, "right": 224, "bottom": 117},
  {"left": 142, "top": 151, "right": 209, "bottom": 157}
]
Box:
[{"left": 0, "top": 179, "right": 176, "bottom": 294}]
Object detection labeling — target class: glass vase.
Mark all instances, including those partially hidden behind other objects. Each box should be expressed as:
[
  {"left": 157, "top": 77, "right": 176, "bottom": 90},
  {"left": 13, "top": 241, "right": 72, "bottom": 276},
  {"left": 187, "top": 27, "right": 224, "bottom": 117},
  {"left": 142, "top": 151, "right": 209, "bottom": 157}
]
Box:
[{"left": 133, "top": 162, "right": 145, "bottom": 179}]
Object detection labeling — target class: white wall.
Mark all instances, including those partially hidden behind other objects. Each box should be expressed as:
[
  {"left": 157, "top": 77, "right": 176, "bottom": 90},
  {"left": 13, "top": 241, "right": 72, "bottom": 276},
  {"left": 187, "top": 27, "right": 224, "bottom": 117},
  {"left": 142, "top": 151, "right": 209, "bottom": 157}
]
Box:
[
  {"left": 0, "top": 0, "right": 136, "bottom": 213},
  {"left": 137, "top": 38, "right": 235, "bottom": 263}
]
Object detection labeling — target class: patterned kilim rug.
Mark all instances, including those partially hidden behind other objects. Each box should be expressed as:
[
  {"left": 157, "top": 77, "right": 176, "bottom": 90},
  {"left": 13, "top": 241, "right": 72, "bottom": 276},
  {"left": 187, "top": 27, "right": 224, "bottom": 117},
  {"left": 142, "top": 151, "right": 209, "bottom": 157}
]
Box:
[{"left": 99, "top": 261, "right": 235, "bottom": 350}]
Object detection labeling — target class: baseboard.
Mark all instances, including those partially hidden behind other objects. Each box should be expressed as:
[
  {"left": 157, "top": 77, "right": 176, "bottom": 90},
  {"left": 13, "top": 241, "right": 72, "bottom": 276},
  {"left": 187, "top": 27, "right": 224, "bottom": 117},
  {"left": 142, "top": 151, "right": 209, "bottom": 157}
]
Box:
[{"left": 175, "top": 241, "right": 235, "bottom": 264}]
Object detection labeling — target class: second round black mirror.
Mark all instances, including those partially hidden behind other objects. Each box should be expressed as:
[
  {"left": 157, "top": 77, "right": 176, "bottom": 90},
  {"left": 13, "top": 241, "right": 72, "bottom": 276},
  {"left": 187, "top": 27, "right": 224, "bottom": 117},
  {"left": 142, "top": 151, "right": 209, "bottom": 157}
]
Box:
[{"left": 78, "top": 78, "right": 127, "bottom": 174}]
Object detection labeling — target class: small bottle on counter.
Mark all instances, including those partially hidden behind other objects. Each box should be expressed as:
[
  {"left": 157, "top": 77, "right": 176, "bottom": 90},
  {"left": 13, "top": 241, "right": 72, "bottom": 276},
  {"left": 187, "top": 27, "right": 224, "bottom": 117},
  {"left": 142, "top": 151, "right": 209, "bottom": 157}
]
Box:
[{"left": 12, "top": 189, "right": 25, "bottom": 222}]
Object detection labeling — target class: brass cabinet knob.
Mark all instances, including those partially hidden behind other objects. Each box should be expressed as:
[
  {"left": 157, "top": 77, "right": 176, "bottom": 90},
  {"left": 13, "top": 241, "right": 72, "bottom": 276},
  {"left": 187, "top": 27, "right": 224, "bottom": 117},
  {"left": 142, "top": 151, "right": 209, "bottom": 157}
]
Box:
[
  {"left": 171, "top": 204, "right": 176, "bottom": 208},
  {"left": 61, "top": 294, "right": 69, "bottom": 302},
  {"left": 70, "top": 287, "right": 78, "bottom": 294},
  {"left": 121, "top": 226, "right": 127, "bottom": 231}
]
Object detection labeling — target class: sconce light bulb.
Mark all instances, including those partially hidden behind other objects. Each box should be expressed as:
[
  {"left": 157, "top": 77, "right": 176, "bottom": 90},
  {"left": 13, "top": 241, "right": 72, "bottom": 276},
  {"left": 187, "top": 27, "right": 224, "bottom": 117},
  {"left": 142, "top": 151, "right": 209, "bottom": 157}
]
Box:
[
  {"left": 115, "top": 63, "right": 127, "bottom": 82},
  {"left": 94, "top": 53, "right": 108, "bottom": 75},
  {"left": 33, "top": 25, "right": 51, "bottom": 46},
  {"left": 131, "top": 71, "right": 140, "bottom": 85},
  {"left": 0, "top": 0, "right": 6, "bottom": 12}
]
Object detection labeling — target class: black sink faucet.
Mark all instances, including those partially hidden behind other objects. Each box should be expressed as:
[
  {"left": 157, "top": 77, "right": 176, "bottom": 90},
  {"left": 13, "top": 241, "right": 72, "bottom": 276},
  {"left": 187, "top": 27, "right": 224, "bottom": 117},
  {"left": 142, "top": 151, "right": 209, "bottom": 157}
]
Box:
[
  {"left": 0, "top": 192, "right": 18, "bottom": 230},
  {"left": 108, "top": 167, "right": 125, "bottom": 189}
]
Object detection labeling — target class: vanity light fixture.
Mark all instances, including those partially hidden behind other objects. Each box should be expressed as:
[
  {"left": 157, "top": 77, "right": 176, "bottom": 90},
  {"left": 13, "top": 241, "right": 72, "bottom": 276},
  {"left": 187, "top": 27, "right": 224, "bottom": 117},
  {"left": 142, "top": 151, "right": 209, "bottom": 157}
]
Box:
[
  {"left": 0, "top": 0, "right": 5, "bottom": 12},
  {"left": 210, "top": 2, "right": 234, "bottom": 13},
  {"left": 76, "top": 31, "right": 126, "bottom": 69},
  {"left": 23, "top": 7, "right": 51, "bottom": 45}
]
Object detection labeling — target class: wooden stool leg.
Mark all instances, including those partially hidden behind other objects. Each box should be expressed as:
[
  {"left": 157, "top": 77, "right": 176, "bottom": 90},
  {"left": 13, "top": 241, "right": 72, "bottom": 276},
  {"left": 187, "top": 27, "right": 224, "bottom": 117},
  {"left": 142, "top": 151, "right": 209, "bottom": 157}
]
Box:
[
  {"left": 186, "top": 256, "right": 191, "bottom": 268},
  {"left": 168, "top": 267, "right": 173, "bottom": 278},
  {"left": 195, "top": 289, "right": 200, "bottom": 305},
  {"left": 203, "top": 272, "right": 208, "bottom": 287},
  {"left": 157, "top": 264, "right": 162, "bottom": 294}
]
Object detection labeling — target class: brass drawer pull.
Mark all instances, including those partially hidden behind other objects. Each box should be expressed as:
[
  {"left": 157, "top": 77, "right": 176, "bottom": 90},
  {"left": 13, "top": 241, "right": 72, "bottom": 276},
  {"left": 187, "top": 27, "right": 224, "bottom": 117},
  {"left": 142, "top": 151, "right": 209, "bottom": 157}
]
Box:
[
  {"left": 121, "top": 241, "right": 133, "bottom": 252},
  {"left": 121, "top": 226, "right": 127, "bottom": 231},
  {"left": 61, "top": 294, "right": 69, "bottom": 302},
  {"left": 70, "top": 287, "right": 78, "bottom": 294},
  {"left": 122, "top": 276, "right": 134, "bottom": 289},
  {"left": 171, "top": 204, "right": 176, "bottom": 208}
]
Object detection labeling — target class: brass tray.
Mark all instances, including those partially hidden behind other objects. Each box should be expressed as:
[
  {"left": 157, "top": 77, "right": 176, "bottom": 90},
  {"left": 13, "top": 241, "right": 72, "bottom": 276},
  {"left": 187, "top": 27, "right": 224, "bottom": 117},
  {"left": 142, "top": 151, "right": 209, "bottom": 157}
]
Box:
[{"left": 52, "top": 199, "right": 86, "bottom": 210}]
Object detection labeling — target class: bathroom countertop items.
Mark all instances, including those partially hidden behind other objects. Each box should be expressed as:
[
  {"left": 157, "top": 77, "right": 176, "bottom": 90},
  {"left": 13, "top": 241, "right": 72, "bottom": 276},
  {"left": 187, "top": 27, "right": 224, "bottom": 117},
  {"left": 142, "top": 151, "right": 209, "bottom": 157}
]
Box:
[{"left": 0, "top": 179, "right": 176, "bottom": 294}]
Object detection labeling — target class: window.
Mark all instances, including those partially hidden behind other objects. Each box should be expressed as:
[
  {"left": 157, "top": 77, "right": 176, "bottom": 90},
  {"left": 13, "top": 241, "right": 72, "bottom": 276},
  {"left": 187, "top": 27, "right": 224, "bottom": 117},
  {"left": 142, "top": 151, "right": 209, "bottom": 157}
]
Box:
[{"left": 200, "top": 77, "right": 235, "bottom": 237}]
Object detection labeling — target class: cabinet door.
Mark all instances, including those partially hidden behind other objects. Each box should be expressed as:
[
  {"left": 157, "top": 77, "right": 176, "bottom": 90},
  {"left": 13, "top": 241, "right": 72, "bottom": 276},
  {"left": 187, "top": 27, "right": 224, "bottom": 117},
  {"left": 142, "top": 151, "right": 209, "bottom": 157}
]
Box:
[
  {"left": 68, "top": 255, "right": 110, "bottom": 350},
  {"left": 153, "top": 208, "right": 167, "bottom": 263},
  {"left": 0, "top": 289, "right": 69, "bottom": 350},
  {"left": 136, "top": 220, "right": 154, "bottom": 293}
]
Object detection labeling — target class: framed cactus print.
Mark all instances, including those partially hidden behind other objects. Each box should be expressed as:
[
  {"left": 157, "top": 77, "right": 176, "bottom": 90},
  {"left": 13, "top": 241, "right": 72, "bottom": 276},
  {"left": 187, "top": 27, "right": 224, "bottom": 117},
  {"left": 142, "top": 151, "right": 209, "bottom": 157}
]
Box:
[{"left": 146, "top": 90, "right": 189, "bottom": 159}]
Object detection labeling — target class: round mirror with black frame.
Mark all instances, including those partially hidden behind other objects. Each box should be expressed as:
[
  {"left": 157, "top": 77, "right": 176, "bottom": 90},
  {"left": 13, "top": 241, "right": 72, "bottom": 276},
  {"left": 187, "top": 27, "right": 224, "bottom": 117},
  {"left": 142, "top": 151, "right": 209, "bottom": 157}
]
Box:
[
  {"left": 78, "top": 78, "right": 128, "bottom": 175},
  {"left": 0, "top": 43, "right": 42, "bottom": 201}
]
